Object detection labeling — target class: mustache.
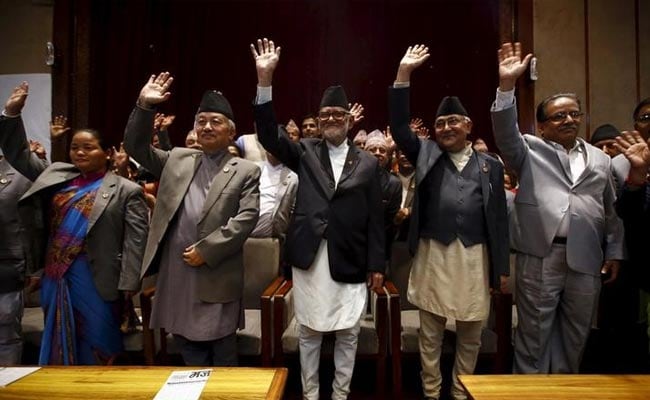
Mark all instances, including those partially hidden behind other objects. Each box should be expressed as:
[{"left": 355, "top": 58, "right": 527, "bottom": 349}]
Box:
[{"left": 559, "top": 123, "right": 578, "bottom": 131}]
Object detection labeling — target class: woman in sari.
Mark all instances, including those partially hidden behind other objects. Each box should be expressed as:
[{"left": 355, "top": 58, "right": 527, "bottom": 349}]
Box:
[{"left": 0, "top": 82, "right": 149, "bottom": 365}]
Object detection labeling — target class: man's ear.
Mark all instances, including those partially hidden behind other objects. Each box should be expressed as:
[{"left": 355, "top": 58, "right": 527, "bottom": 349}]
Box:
[{"left": 465, "top": 118, "right": 473, "bottom": 132}]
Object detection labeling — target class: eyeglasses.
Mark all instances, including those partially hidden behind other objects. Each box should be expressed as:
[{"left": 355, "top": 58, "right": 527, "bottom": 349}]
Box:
[
  {"left": 546, "top": 111, "right": 584, "bottom": 122},
  {"left": 318, "top": 111, "right": 349, "bottom": 122},
  {"left": 434, "top": 116, "right": 466, "bottom": 129},
  {"left": 636, "top": 113, "right": 650, "bottom": 123}
]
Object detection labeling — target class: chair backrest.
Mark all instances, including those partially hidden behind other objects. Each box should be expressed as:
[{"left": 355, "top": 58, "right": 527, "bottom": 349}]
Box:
[
  {"left": 388, "top": 241, "right": 417, "bottom": 310},
  {"left": 242, "top": 237, "right": 281, "bottom": 309}
]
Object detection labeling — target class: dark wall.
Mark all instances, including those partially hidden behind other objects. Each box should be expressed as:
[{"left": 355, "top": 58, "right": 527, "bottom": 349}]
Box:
[{"left": 83, "top": 0, "right": 500, "bottom": 148}]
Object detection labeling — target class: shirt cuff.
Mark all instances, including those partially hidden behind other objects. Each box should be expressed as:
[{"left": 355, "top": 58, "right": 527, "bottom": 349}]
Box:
[
  {"left": 393, "top": 81, "right": 410, "bottom": 88},
  {"left": 256, "top": 86, "right": 272, "bottom": 104},
  {"left": 494, "top": 88, "right": 515, "bottom": 111},
  {"left": 1, "top": 109, "right": 20, "bottom": 118}
]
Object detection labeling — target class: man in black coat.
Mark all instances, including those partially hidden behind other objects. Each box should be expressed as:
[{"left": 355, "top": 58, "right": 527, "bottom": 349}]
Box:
[{"left": 251, "top": 38, "right": 384, "bottom": 400}]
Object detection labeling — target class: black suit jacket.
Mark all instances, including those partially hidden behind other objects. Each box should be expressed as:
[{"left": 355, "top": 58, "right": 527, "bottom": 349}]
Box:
[
  {"left": 254, "top": 101, "right": 385, "bottom": 283},
  {"left": 616, "top": 184, "right": 650, "bottom": 291},
  {"left": 389, "top": 86, "right": 509, "bottom": 287}
]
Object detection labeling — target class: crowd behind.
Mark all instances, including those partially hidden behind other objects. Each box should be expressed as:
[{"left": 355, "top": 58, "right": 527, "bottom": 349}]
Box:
[{"left": 0, "top": 40, "right": 649, "bottom": 400}]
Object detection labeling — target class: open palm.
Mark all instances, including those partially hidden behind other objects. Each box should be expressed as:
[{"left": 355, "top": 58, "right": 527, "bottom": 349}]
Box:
[
  {"left": 498, "top": 42, "right": 532, "bottom": 82},
  {"left": 251, "top": 38, "right": 281, "bottom": 74},
  {"left": 399, "top": 45, "right": 429, "bottom": 71},
  {"left": 139, "top": 72, "right": 173, "bottom": 106},
  {"left": 625, "top": 142, "right": 650, "bottom": 169}
]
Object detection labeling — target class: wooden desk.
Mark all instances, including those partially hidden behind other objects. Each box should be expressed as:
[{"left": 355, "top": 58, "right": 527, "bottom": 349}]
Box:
[
  {"left": 460, "top": 374, "right": 650, "bottom": 400},
  {"left": 0, "top": 366, "right": 287, "bottom": 400}
]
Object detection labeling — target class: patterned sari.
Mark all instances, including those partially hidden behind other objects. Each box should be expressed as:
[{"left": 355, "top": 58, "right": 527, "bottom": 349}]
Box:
[{"left": 39, "top": 174, "right": 123, "bottom": 365}]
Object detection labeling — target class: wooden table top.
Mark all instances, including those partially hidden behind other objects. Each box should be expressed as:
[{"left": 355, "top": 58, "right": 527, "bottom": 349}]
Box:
[
  {"left": 0, "top": 366, "right": 288, "bottom": 400},
  {"left": 459, "top": 374, "right": 650, "bottom": 400}
]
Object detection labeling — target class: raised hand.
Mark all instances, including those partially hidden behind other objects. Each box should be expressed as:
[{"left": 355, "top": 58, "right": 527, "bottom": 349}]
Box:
[
  {"left": 497, "top": 42, "right": 533, "bottom": 91},
  {"left": 396, "top": 44, "right": 430, "bottom": 83},
  {"left": 153, "top": 113, "right": 164, "bottom": 132},
  {"left": 49, "top": 115, "right": 71, "bottom": 140},
  {"left": 409, "top": 117, "right": 424, "bottom": 132},
  {"left": 250, "top": 38, "right": 281, "bottom": 87},
  {"left": 138, "top": 72, "right": 173, "bottom": 108},
  {"left": 29, "top": 140, "right": 47, "bottom": 160},
  {"left": 416, "top": 126, "right": 430, "bottom": 140},
  {"left": 615, "top": 130, "right": 650, "bottom": 185},
  {"left": 349, "top": 102, "right": 365, "bottom": 126},
  {"left": 4, "top": 82, "right": 28, "bottom": 116},
  {"left": 111, "top": 142, "right": 130, "bottom": 173},
  {"left": 160, "top": 114, "right": 175, "bottom": 130}
]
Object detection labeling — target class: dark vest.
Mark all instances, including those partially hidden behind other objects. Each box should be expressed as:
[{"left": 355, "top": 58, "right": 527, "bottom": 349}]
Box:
[{"left": 419, "top": 153, "right": 487, "bottom": 246}]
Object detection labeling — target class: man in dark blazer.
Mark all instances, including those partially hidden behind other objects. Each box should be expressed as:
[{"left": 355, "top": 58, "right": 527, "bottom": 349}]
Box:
[
  {"left": 389, "top": 45, "right": 509, "bottom": 400},
  {"left": 251, "top": 38, "right": 384, "bottom": 400},
  {"left": 491, "top": 43, "right": 624, "bottom": 374},
  {"left": 124, "top": 72, "right": 260, "bottom": 366}
]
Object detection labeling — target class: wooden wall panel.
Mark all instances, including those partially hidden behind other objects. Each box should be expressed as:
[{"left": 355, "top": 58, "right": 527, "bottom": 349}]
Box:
[
  {"left": 533, "top": 0, "right": 587, "bottom": 137},
  {"left": 0, "top": 0, "right": 53, "bottom": 74},
  {"left": 640, "top": 0, "right": 650, "bottom": 101},
  {"left": 588, "top": 0, "right": 636, "bottom": 134}
]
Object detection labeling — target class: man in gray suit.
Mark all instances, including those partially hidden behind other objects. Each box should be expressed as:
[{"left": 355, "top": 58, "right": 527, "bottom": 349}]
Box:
[
  {"left": 0, "top": 155, "right": 37, "bottom": 364},
  {"left": 491, "top": 42, "right": 624, "bottom": 374},
  {"left": 124, "top": 72, "right": 260, "bottom": 366}
]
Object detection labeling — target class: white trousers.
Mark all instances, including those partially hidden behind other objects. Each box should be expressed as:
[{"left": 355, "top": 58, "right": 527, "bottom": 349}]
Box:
[{"left": 298, "top": 321, "right": 361, "bottom": 400}]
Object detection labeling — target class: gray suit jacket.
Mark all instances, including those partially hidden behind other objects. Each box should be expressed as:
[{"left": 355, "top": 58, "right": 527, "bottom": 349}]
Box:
[
  {"left": 0, "top": 115, "right": 148, "bottom": 301},
  {"left": 0, "top": 158, "right": 35, "bottom": 293},
  {"left": 124, "top": 106, "right": 260, "bottom": 303},
  {"left": 270, "top": 166, "right": 298, "bottom": 241},
  {"left": 491, "top": 101, "right": 625, "bottom": 276}
]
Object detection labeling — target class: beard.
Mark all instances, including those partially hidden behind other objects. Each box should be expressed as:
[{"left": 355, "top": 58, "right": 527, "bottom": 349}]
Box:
[{"left": 321, "top": 123, "right": 349, "bottom": 145}]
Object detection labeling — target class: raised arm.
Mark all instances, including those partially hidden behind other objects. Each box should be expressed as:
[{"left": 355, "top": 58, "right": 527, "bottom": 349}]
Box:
[
  {"left": 389, "top": 45, "right": 430, "bottom": 166},
  {"left": 0, "top": 82, "right": 48, "bottom": 181},
  {"left": 251, "top": 38, "right": 301, "bottom": 171},
  {"left": 491, "top": 42, "right": 533, "bottom": 173},
  {"left": 123, "top": 72, "right": 174, "bottom": 179}
]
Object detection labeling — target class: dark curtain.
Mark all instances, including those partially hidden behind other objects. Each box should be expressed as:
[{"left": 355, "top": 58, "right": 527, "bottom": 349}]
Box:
[{"left": 83, "top": 0, "right": 500, "bottom": 149}]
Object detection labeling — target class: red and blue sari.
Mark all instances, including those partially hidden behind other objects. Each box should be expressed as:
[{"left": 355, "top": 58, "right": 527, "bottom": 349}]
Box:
[{"left": 39, "top": 173, "right": 123, "bottom": 365}]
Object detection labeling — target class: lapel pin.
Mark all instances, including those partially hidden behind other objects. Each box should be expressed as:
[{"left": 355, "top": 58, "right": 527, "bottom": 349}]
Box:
[
  {"left": 482, "top": 163, "right": 489, "bottom": 173},
  {"left": 223, "top": 167, "right": 230, "bottom": 173},
  {"left": 101, "top": 192, "right": 109, "bottom": 199},
  {"left": 0, "top": 178, "right": 7, "bottom": 184}
]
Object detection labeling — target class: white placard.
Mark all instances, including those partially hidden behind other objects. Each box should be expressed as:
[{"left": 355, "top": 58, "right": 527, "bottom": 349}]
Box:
[
  {"left": 0, "top": 367, "right": 41, "bottom": 387},
  {"left": 0, "top": 74, "right": 52, "bottom": 160},
  {"left": 153, "top": 369, "right": 212, "bottom": 400}
]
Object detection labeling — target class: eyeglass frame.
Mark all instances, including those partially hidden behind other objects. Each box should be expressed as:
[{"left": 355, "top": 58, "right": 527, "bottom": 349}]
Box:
[
  {"left": 433, "top": 115, "right": 469, "bottom": 130},
  {"left": 317, "top": 110, "right": 350, "bottom": 122},
  {"left": 544, "top": 111, "right": 584, "bottom": 123}
]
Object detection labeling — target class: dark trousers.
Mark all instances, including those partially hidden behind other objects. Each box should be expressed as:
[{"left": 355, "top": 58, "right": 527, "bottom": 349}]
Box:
[{"left": 173, "top": 332, "right": 238, "bottom": 366}]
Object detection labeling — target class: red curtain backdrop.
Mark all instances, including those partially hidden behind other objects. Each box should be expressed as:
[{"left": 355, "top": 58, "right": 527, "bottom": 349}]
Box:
[{"left": 79, "top": 0, "right": 499, "bottom": 148}]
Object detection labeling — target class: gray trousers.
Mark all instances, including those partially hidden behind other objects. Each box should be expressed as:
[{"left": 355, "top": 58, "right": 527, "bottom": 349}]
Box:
[
  {"left": 513, "top": 244, "right": 600, "bottom": 373},
  {"left": 0, "top": 291, "right": 23, "bottom": 365}
]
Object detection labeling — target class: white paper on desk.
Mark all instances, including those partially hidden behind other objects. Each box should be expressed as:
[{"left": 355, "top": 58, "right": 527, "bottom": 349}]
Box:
[
  {"left": 0, "top": 367, "right": 41, "bottom": 387},
  {"left": 153, "top": 369, "right": 212, "bottom": 400}
]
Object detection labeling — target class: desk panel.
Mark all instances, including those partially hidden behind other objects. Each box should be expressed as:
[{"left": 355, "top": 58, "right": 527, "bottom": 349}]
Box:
[
  {"left": 460, "top": 374, "right": 650, "bottom": 400},
  {"left": 0, "top": 366, "right": 287, "bottom": 400}
]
